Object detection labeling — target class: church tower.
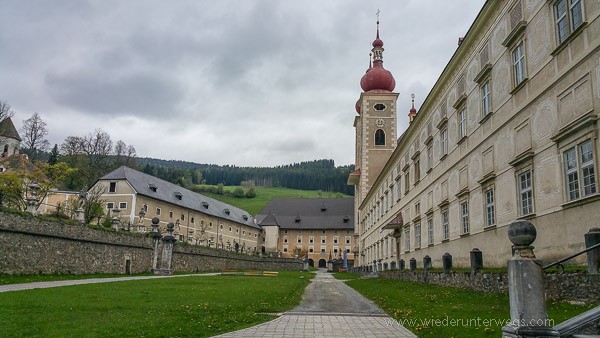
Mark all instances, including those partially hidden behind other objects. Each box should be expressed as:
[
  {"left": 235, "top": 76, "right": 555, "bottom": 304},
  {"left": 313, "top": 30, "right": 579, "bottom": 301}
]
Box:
[{"left": 348, "top": 19, "right": 398, "bottom": 215}]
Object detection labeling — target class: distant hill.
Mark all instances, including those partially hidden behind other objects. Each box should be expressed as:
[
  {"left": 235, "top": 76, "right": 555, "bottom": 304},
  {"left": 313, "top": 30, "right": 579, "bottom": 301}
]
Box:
[
  {"left": 137, "top": 158, "right": 355, "bottom": 196},
  {"left": 195, "top": 185, "right": 352, "bottom": 216}
]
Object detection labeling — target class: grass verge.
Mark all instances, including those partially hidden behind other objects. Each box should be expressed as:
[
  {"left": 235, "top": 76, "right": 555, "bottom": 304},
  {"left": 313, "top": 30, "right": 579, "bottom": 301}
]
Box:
[
  {"left": 345, "top": 278, "right": 595, "bottom": 337},
  {"left": 0, "top": 271, "right": 313, "bottom": 337}
]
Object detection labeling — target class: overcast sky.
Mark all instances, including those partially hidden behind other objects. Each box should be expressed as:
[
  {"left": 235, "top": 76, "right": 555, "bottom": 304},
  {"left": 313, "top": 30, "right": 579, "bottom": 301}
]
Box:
[{"left": 0, "top": 0, "right": 485, "bottom": 167}]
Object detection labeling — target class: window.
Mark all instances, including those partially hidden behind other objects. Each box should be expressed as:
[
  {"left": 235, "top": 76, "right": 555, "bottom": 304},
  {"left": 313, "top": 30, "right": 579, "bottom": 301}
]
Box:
[
  {"left": 460, "top": 201, "right": 469, "bottom": 234},
  {"left": 345, "top": 236, "right": 351, "bottom": 244},
  {"left": 321, "top": 247, "right": 326, "bottom": 253},
  {"left": 484, "top": 188, "right": 496, "bottom": 227},
  {"left": 156, "top": 207, "right": 161, "bottom": 215},
  {"left": 309, "top": 247, "right": 314, "bottom": 253},
  {"left": 414, "top": 159, "right": 420, "bottom": 183},
  {"left": 396, "top": 178, "right": 402, "bottom": 200},
  {"left": 321, "top": 236, "right": 326, "bottom": 244},
  {"left": 109, "top": 182, "right": 116, "bottom": 193},
  {"left": 441, "top": 128, "right": 448, "bottom": 156},
  {"left": 284, "top": 237, "right": 288, "bottom": 243},
  {"left": 459, "top": 108, "right": 467, "bottom": 139},
  {"left": 427, "top": 217, "right": 434, "bottom": 246},
  {"left": 374, "top": 103, "right": 386, "bottom": 111},
  {"left": 191, "top": 217, "right": 195, "bottom": 224},
  {"left": 297, "top": 237, "right": 302, "bottom": 244},
  {"left": 375, "top": 129, "right": 386, "bottom": 146},
  {"left": 181, "top": 215, "right": 185, "bottom": 221},
  {"left": 518, "top": 170, "right": 534, "bottom": 216},
  {"left": 415, "top": 202, "right": 420, "bottom": 215},
  {"left": 333, "top": 236, "right": 339, "bottom": 244},
  {"left": 512, "top": 41, "right": 526, "bottom": 86},
  {"left": 119, "top": 202, "right": 127, "bottom": 209},
  {"left": 414, "top": 222, "right": 421, "bottom": 249},
  {"left": 169, "top": 211, "right": 174, "bottom": 218},
  {"left": 404, "top": 170, "right": 410, "bottom": 193},
  {"left": 442, "top": 209, "right": 449, "bottom": 240},
  {"left": 564, "top": 140, "right": 596, "bottom": 201},
  {"left": 554, "top": 0, "right": 583, "bottom": 44},
  {"left": 404, "top": 227, "right": 410, "bottom": 252},
  {"left": 283, "top": 247, "right": 288, "bottom": 253},
  {"left": 427, "top": 145, "right": 433, "bottom": 171},
  {"left": 309, "top": 236, "right": 314, "bottom": 244},
  {"left": 481, "top": 80, "right": 491, "bottom": 117},
  {"left": 106, "top": 202, "right": 114, "bottom": 210}
]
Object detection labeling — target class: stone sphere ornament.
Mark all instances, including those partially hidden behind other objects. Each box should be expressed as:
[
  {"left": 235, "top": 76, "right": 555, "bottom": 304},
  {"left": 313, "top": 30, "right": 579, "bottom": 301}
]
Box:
[{"left": 508, "top": 220, "right": 537, "bottom": 246}]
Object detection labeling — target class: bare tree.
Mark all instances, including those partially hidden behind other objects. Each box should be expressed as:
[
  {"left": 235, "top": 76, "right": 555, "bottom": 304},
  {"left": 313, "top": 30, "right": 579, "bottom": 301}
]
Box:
[
  {"left": 21, "top": 112, "right": 50, "bottom": 159},
  {"left": 60, "top": 136, "right": 84, "bottom": 156},
  {"left": 82, "top": 129, "right": 113, "bottom": 169},
  {"left": 125, "top": 144, "right": 137, "bottom": 166},
  {"left": 0, "top": 100, "right": 15, "bottom": 122}
]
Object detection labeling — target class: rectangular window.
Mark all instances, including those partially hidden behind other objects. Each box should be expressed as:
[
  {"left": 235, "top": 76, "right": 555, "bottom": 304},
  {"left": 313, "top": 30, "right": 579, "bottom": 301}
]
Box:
[
  {"left": 481, "top": 80, "right": 491, "bottom": 117},
  {"left": 191, "top": 217, "right": 195, "bottom": 224},
  {"left": 414, "top": 159, "right": 420, "bottom": 183},
  {"left": 554, "top": 0, "right": 583, "bottom": 44},
  {"left": 107, "top": 202, "right": 114, "bottom": 210},
  {"left": 404, "top": 227, "right": 410, "bottom": 252},
  {"left": 119, "top": 202, "right": 127, "bottom": 209},
  {"left": 309, "top": 236, "right": 314, "bottom": 244},
  {"left": 345, "top": 236, "right": 351, "bottom": 244},
  {"left": 309, "top": 247, "right": 314, "bottom": 253},
  {"left": 284, "top": 237, "right": 288, "bottom": 243},
  {"left": 519, "top": 170, "right": 534, "bottom": 215},
  {"left": 485, "top": 188, "right": 496, "bottom": 227},
  {"left": 283, "top": 246, "right": 288, "bottom": 253},
  {"left": 427, "top": 217, "right": 434, "bottom": 246},
  {"left": 442, "top": 209, "right": 449, "bottom": 240},
  {"left": 297, "top": 237, "right": 302, "bottom": 244},
  {"left": 156, "top": 207, "right": 161, "bottom": 215},
  {"left": 333, "top": 236, "right": 339, "bottom": 244},
  {"left": 460, "top": 201, "right": 469, "bottom": 234},
  {"left": 427, "top": 144, "right": 433, "bottom": 170},
  {"left": 169, "top": 211, "right": 174, "bottom": 218},
  {"left": 414, "top": 222, "right": 421, "bottom": 249},
  {"left": 512, "top": 41, "right": 526, "bottom": 86},
  {"left": 564, "top": 140, "right": 597, "bottom": 201},
  {"left": 404, "top": 170, "right": 410, "bottom": 193},
  {"left": 321, "top": 236, "right": 326, "bottom": 244},
  {"left": 321, "top": 247, "right": 326, "bottom": 253},
  {"left": 441, "top": 128, "right": 448, "bottom": 156},
  {"left": 109, "top": 182, "right": 116, "bottom": 193},
  {"left": 459, "top": 108, "right": 467, "bottom": 139}
]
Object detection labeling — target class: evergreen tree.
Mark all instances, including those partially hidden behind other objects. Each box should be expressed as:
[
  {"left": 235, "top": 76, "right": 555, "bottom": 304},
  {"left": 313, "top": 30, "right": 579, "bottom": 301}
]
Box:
[{"left": 48, "top": 144, "right": 59, "bottom": 165}]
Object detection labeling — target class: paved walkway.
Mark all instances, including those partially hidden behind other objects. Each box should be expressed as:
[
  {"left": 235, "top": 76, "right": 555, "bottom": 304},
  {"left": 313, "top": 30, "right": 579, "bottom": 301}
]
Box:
[
  {"left": 0, "top": 273, "right": 220, "bottom": 293},
  {"left": 216, "top": 270, "right": 416, "bottom": 337}
]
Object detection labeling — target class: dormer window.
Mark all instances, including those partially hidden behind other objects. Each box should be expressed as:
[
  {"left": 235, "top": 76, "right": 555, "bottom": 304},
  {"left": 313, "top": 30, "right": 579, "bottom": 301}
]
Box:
[
  {"left": 343, "top": 215, "right": 350, "bottom": 223},
  {"left": 242, "top": 215, "right": 248, "bottom": 221},
  {"left": 174, "top": 192, "right": 182, "bottom": 200},
  {"left": 224, "top": 208, "right": 230, "bottom": 215},
  {"left": 202, "top": 201, "right": 209, "bottom": 209},
  {"left": 295, "top": 214, "right": 301, "bottom": 223},
  {"left": 149, "top": 184, "right": 157, "bottom": 192}
]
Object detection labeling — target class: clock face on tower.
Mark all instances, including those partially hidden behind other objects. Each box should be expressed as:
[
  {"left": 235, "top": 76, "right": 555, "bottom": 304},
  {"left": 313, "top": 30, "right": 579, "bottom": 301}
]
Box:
[{"left": 375, "top": 118, "right": 385, "bottom": 128}]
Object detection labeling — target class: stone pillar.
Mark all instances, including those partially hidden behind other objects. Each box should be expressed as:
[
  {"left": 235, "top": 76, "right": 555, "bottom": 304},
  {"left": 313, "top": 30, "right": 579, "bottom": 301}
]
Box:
[
  {"left": 327, "top": 259, "right": 333, "bottom": 272},
  {"left": 470, "top": 248, "right": 483, "bottom": 274},
  {"left": 156, "top": 222, "right": 177, "bottom": 276},
  {"left": 423, "top": 255, "right": 432, "bottom": 271},
  {"left": 150, "top": 217, "right": 162, "bottom": 272},
  {"left": 585, "top": 228, "right": 600, "bottom": 276},
  {"left": 303, "top": 259, "right": 309, "bottom": 272},
  {"left": 399, "top": 259, "right": 405, "bottom": 271},
  {"left": 442, "top": 253, "right": 452, "bottom": 273},
  {"left": 409, "top": 258, "right": 416, "bottom": 272},
  {"left": 502, "top": 220, "right": 559, "bottom": 337}
]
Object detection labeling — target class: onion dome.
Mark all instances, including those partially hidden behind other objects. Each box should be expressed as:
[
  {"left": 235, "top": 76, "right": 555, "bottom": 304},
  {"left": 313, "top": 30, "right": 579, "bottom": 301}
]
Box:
[
  {"left": 355, "top": 98, "right": 361, "bottom": 114},
  {"left": 359, "top": 20, "right": 395, "bottom": 92}
]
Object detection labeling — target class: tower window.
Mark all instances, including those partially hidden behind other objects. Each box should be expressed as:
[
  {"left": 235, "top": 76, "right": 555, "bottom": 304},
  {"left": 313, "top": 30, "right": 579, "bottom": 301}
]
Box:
[
  {"left": 374, "top": 103, "right": 386, "bottom": 111},
  {"left": 375, "top": 129, "right": 386, "bottom": 145}
]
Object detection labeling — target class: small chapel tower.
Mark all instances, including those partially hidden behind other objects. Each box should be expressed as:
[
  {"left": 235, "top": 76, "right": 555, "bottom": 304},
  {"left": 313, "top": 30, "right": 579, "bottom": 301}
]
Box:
[{"left": 348, "top": 18, "right": 399, "bottom": 213}]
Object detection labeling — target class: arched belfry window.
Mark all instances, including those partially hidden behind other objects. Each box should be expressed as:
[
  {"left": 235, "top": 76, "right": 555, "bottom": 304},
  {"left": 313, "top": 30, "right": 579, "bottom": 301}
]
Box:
[{"left": 375, "top": 129, "right": 386, "bottom": 146}]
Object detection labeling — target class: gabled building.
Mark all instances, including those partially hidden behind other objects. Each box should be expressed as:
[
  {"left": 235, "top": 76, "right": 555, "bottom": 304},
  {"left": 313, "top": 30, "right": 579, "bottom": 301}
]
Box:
[
  {"left": 91, "top": 166, "right": 262, "bottom": 254},
  {"left": 351, "top": 1, "right": 600, "bottom": 270},
  {"left": 256, "top": 198, "right": 355, "bottom": 267}
]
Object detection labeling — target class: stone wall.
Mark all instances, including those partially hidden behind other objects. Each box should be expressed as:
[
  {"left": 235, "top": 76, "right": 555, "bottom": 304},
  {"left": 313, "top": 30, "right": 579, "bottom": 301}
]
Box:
[
  {"left": 372, "top": 270, "right": 599, "bottom": 304},
  {"left": 0, "top": 212, "right": 301, "bottom": 275}
]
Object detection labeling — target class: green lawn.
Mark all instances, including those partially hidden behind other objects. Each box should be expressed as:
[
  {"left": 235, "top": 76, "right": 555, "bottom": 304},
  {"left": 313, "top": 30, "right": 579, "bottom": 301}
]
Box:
[
  {"left": 195, "top": 185, "right": 351, "bottom": 216},
  {"left": 343, "top": 277, "right": 594, "bottom": 337},
  {"left": 0, "top": 271, "right": 313, "bottom": 337},
  {"left": 0, "top": 272, "right": 156, "bottom": 285}
]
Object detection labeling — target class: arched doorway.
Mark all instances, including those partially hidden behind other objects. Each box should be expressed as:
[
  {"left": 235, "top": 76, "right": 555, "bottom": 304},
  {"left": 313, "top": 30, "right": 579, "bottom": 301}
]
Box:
[
  {"left": 318, "top": 259, "right": 327, "bottom": 268},
  {"left": 308, "top": 258, "right": 315, "bottom": 267}
]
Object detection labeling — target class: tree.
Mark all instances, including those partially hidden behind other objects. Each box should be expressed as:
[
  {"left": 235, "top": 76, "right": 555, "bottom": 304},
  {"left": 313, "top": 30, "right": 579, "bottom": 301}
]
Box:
[
  {"left": 48, "top": 144, "right": 59, "bottom": 165},
  {"left": 82, "top": 184, "right": 107, "bottom": 224},
  {"left": 0, "top": 171, "right": 26, "bottom": 209},
  {"left": 245, "top": 187, "right": 256, "bottom": 198},
  {"left": 20, "top": 112, "right": 50, "bottom": 159},
  {"left": 233, "top": 186, "right": 245, "bottom": 198},
  {"left": 0, "top": 100, "right": 15, "bottom": 122}
]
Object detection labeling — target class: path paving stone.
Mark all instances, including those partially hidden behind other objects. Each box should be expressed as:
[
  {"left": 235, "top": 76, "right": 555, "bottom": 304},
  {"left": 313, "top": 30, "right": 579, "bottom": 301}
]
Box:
[{"left": 216, "top": 269, "right": 416, "bottom": 337}]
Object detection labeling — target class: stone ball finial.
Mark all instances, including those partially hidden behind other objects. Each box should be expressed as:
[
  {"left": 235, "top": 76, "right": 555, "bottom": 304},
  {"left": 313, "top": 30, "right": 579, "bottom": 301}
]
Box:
[
  {"left": 152, "top": 217, "right": 159, "bottom": 225},
  {"left": 508, "top": 220, "right": 537, "bottom": 246},
  {"left": 167, "top": 222, "right": 174, "bottom": 230}
]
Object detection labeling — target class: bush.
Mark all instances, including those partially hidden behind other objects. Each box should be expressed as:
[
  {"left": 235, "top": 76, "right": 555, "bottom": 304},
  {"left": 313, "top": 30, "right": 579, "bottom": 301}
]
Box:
[{"left": 233, "top": 187, "right": 245, "bottom": 198}]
